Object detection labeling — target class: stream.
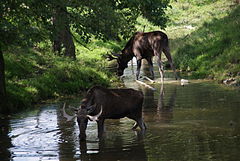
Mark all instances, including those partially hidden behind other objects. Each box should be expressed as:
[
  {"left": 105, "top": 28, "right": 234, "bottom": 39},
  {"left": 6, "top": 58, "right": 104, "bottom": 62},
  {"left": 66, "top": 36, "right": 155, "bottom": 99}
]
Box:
[{"left": 1, "top": 61, "right": 240, "bottom": 161}]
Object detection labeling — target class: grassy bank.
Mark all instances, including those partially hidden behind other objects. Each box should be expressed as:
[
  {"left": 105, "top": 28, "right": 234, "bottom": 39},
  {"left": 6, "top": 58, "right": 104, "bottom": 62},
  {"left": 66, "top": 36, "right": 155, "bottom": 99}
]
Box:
[
  {"left": 3, "top": 41, "right": 121, "bottom": 113},
  {"left": 166, "top": 0, "right": 240, "bottom": 85}
]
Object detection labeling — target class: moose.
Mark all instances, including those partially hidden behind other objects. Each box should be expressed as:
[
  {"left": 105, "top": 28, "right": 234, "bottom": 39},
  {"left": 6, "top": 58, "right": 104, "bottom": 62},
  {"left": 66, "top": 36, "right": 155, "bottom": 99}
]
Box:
[
  {"left": 107, "top": 31, "right": 178, "bottom": 81},
  {"left": 62, "top": 86, "right": 146, "bottom": 141}
]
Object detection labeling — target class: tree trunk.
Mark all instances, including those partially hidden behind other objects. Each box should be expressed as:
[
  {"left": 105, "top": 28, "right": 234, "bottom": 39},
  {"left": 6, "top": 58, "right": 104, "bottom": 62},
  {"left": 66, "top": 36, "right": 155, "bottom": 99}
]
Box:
[
  {"left": 52, "top": 5, "right": 76, "bottom": 59},
  {"left": 52, "top": 7, "right": 63, "bottom": 55},
  {"left": 62, "top": 28, "right": 76, "bottom": 59},
  {"left": 0, "top": 46, "right": 7, "bottom": 108}
]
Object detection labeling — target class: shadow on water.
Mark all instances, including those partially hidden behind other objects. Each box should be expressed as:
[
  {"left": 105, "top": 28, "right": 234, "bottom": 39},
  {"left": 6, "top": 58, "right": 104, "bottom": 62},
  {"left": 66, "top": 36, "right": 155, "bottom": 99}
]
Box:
[
  {"left": 1, "top": 62, "right": 240, "bottom": 161},
  {"left": 0, "top": 117, "right": 12, "bottom": 161}
]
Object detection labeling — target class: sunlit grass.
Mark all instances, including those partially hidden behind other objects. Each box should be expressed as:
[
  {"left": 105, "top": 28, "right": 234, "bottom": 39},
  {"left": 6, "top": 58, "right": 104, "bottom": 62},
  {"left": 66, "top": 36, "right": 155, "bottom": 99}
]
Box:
[{"left": 162, "top": 0, "right": 239, "bottom": 84}]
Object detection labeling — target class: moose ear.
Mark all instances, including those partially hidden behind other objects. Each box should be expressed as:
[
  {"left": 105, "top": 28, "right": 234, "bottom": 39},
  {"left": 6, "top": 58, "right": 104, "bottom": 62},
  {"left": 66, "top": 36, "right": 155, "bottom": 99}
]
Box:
[
  {"left": 105, "top": 52, "right": 120, "bottom": 61},
  {"left": 86, "top": 104, "right": 96, "bottom": 114},
  {"left": 69, "top": 105, "right": 79, "bottom": 112},
  {"left": 111, "top": 52, "right": 121, "bottom": 57}
]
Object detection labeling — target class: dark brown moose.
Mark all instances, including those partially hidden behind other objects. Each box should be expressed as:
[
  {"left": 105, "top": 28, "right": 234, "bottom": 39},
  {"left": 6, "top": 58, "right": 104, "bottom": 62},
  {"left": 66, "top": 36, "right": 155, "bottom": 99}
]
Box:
[
  {"left": 108, "top": 31, "right": 178, "bottom": 81},
  {"left": 62, "top": 86, "right": 146, "bottom": 141}
]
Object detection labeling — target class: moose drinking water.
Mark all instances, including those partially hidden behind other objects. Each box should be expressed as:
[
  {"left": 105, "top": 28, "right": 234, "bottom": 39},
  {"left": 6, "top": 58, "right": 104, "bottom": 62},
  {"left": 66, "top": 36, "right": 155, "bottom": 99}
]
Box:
[
  {"left": 63, "top": 86, "right": 146, "bottom": 141},
  {"left": 107, "top": 31, "right": 178, "bottom": 81}
]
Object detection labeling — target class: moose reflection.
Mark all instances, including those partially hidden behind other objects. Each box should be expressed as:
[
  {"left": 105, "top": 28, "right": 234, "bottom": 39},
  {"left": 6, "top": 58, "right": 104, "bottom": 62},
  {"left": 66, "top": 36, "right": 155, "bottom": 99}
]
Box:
[
  {"left": 80, "top": 139, "right": 147, "bottom": 161},
  {"left": 140, "top": 82, "right": 177, "bottom": 123},
  {"left": 156, "top": 84, "right": 177, "bottom": 123},
  {"left": 79, "top": 124, "right": 147, "bottom": 161},
  {"left": 62, "top": 86, "right": 146, "bottom": 141}
]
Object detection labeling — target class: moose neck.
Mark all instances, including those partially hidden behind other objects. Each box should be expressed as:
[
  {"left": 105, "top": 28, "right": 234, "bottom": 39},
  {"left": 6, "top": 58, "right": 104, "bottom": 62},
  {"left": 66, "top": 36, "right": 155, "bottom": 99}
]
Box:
[
  {"left": 121, "top": 47, "right": 134, "bottom": 63},
  {"left": 122, "top": 38, "right": 134, "bottom": 62},
  {"left": 121, "top": 34, "right": 135, "bottom": 62}
]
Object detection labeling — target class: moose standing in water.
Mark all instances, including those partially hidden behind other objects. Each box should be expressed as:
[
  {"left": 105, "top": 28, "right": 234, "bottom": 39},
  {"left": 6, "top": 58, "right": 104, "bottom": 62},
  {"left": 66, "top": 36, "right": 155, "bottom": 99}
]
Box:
[
  {"left": 62, "top": 86, "right": 146, "bottom": 141},
  {"left": 108, "top": 31, "right": 178, "bottom": 82}
]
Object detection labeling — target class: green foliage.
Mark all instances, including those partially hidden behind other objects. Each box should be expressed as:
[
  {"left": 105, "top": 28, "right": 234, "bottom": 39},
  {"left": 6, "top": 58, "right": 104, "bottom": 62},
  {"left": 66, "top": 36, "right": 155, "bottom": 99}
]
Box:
[
  {"left": 0, "top": 0, "right": 52, "bottom": 48},
  {"left": 1, "top": 0, "right": 171, "bottom": 48},
  {"left": 69, "top": 0, "right": 171, "bottom": 41},
  {"left": 138, "top": 0, "right": 170, "bottom": 28},
  {"left": 135, "top": 16, "right": 159, "bottom": 32}
]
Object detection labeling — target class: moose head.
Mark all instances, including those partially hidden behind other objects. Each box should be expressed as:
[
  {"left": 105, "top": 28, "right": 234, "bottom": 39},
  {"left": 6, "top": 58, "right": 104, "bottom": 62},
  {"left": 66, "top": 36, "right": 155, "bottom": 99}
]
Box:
[
  {"left": 62, "top": 103, "right": 102, "bottom": 141},
  {"left": 106, "top": 52, "right": 129, "bottom": 77}
]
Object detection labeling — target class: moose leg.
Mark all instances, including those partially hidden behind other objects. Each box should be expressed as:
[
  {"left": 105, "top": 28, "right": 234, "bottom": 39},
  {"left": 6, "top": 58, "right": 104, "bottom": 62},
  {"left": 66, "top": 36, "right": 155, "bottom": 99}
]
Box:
[
  {"left": 163, "top": 47, "right": 178, "bottom": 80},
  {"left": 154, "top": 48, "right": 164, "bottom": 82},
  {"left": 146, "top": 57, "right": 154, "bottom": 79},
  {"left": 156, "top": 56, "right": 164, "bottom": 82},
  {"left": 136, "top": 59, "right": 142, "bottom": 80},
  {"left": 136, "top": 118, "right": 146, "bottom": 131},
  {"left": 97, "top": 119, "right": 105, "bottom": 138}
]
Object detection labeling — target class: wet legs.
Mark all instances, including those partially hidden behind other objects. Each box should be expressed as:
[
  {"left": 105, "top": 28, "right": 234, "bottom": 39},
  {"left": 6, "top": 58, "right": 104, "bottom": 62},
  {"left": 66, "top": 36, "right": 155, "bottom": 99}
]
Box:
[
  {"left": 136, "top": 59, "right": 142, "bottom": 80},
  {"left": 163, "top": 47, "right": 178, "bottom": 80},
  {"left": 97, "top": 119, "right": 105, "bottom": 138},
  {"left": 146, "top": 57, "right": 154, "bottom": 79},
  {"left": 156, "top": 56, "right": 164, "bottom": 82}
]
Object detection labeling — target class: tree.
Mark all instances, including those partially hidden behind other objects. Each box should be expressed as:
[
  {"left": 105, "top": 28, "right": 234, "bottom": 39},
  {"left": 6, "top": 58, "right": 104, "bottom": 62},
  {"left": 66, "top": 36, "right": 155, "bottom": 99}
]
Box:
[{"left": 52, "top": 4, "right": 76, "bottom": 59}]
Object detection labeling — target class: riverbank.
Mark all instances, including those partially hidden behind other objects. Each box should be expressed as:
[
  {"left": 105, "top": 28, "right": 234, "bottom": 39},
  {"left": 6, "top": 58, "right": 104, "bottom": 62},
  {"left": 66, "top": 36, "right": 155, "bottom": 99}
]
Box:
[{"left": 1, "top": 41, "right": 120, "bottom": 113}]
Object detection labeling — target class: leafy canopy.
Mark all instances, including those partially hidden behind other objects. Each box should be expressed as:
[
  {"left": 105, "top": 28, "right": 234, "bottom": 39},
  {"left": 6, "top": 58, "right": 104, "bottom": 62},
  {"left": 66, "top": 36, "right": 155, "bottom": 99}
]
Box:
[{"left": 1, "top": 0, "right": 170, "bottom": 48}]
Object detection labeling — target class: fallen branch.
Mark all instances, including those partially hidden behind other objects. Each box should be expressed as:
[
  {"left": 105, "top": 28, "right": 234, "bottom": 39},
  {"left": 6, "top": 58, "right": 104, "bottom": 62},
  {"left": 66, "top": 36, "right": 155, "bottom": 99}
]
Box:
[
  {"left": 143, "top": 76, "right": 155, "bottom": 83},
  {"left": 136, "top": 80, "right": 156, "bottom": 90}
]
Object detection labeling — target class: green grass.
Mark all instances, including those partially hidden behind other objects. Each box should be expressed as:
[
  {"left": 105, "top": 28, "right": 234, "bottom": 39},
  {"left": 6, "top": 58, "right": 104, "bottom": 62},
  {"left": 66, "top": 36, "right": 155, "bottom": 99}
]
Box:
[
  {"left": 3, "top": 40, "right": 121, "bottom": 112},
  {"left": 163, "top": 0, "right": 239, "bottom": 84},
  {"left": 172, "top": 4, "right": 240, "bottom": 82},
  {"left": 166, "top": 0, "right": 234, "bottom": 39}
]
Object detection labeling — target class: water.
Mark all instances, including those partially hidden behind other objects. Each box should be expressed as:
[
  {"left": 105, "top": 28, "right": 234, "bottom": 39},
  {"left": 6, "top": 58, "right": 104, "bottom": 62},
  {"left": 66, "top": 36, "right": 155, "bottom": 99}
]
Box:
[{"left": 1, "top": 63, "right": 240, "bottom": 161}]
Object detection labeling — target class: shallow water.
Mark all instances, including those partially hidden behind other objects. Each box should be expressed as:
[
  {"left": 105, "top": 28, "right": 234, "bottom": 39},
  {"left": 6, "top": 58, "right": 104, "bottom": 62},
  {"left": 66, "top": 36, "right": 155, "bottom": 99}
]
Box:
[{"left": 1, "top": 63, "right": 240, "bottom": 161}]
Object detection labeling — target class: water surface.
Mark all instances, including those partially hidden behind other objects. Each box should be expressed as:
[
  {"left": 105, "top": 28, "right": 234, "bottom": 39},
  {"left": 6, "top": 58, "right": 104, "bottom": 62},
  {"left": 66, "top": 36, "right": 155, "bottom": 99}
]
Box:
[{"left": 1, "top": 64, "right": 240, "bottom": 161}]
